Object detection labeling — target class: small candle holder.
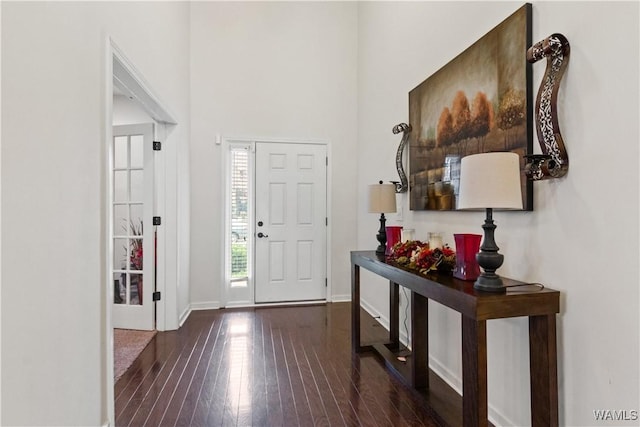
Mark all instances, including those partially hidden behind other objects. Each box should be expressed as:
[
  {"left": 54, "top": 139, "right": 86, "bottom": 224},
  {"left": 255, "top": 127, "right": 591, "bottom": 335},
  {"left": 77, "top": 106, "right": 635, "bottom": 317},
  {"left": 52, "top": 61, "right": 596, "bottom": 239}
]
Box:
[{"left": 428, "top": 232, "right": 443, "bottom": 250}]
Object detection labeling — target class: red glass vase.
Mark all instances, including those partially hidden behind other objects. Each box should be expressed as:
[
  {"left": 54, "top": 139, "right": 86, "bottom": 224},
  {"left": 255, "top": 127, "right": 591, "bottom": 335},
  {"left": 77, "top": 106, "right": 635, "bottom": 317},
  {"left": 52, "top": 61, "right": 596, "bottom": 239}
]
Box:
[
  {"left": 385, "top": 226, "right": 403, "bottom": 256},
  {"left": 453, "top": 233, "right": 482, "bottom": 280}
]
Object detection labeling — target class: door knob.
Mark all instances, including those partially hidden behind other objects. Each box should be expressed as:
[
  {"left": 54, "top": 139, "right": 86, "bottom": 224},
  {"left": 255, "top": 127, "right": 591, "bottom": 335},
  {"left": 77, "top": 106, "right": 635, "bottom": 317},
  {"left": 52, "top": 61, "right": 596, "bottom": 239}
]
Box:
[{"left": 257, "top": 232, "right": 269, "bottom": 238}]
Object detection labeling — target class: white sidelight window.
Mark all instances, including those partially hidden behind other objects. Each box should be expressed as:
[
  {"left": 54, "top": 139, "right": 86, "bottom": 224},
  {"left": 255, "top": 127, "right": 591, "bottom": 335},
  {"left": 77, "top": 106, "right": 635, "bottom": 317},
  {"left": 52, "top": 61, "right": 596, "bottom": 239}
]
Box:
[{"left": 224, "top": 141, "right": 253, "bottom": 305}]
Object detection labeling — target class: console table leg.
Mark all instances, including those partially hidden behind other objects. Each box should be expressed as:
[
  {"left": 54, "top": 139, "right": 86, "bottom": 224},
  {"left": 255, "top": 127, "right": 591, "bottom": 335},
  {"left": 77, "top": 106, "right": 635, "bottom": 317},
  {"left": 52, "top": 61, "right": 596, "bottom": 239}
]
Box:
[
  {"left": 529, "top": 314, "right": 559, "bottom": 427},
  {"left": 390, "top": 281, "right": 400, "bottom": 349},
  {"left": 462, "top": 316, "right": 488, "bottom": 427},
  {"left": 411, "top": 292, "right": 428, "bottom": 389},
  {"left": 351, "top": 264, "right": 361, "bottom": 353}
]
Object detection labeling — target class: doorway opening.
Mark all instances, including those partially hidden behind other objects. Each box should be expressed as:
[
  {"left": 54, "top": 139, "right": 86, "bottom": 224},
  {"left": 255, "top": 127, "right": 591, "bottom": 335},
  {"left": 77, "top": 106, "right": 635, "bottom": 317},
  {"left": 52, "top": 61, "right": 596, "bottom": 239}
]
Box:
[{"left": 105, "top": 37, "right": 178, "bottom": 425}]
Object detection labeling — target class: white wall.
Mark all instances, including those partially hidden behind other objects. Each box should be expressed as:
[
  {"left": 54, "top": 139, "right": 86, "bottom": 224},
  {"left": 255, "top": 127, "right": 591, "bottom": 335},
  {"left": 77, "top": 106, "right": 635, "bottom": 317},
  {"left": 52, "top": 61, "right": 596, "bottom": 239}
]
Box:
[
  {"left": 113, "top": 94, "right": 154, "bottom": 126},
  {"left": 357, "top": 1, "right": 639, "bottom": 426},
  {"left": 189, "top": 2, "right": 359, "bottom": 307},
  {"left": 1, "top": 2, "right": 190, "bottom": 425}
]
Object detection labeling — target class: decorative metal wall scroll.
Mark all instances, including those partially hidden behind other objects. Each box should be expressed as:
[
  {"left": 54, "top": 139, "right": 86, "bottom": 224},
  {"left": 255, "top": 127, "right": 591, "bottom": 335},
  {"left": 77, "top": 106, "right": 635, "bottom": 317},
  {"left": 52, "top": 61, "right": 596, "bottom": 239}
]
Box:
[
  {"left": 391, "top": 123, "right": 411, "bottom": 193},
  {"left": 525, "top": 33, "right": 570, "bottom": 180}
]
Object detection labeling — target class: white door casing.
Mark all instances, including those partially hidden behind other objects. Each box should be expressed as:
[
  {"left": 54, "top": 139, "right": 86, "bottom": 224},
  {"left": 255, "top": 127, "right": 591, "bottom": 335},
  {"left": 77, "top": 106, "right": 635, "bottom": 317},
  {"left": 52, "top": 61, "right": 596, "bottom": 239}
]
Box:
[
  {"left": 254, "top": 142, "right": 327, "bottom": 303},
  {"left": 112, "top": 123, "right": 155, "bottom": 330}
]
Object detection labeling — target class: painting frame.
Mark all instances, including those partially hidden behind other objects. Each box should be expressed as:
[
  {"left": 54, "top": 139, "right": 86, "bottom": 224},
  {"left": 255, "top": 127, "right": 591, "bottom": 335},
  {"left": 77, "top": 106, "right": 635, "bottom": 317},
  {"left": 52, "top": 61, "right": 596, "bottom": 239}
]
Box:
[{"left": 408, "top": 4, "right": 533, "bottom": 211}]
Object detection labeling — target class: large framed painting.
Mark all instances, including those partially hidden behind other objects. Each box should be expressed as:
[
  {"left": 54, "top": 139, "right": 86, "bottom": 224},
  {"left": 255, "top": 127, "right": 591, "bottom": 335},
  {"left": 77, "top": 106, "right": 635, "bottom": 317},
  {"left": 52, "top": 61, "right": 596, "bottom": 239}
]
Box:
[{"left": 409, "top": 4, "right": 533, "bottom": 211}]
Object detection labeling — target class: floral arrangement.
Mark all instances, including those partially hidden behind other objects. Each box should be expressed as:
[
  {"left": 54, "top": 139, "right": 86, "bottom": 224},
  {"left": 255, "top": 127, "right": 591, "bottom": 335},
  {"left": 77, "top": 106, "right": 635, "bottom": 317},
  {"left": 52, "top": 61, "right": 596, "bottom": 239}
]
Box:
[{"left": 388, "top": 240, "right": 456, "bottom": 275}]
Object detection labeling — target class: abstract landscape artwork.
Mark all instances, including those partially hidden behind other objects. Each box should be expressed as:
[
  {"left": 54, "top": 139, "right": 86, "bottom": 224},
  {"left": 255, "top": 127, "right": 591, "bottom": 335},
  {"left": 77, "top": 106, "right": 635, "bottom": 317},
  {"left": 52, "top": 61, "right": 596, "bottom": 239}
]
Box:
[{"left": 409, "top": 4, "right": 533, "bottom": 211}]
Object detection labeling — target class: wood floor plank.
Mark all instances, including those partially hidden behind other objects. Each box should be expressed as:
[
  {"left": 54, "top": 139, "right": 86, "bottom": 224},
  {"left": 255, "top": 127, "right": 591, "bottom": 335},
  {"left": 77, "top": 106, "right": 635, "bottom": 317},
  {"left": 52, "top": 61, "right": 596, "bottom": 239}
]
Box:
[
  {"left": 299, "top": 343, "right": 344, "bottom": 426},
  {"left": 202, "top": 312, "right": 239, "bottom": 426},
  {"left": 114, "top": 303, "right": 444, "bottom": 427},
  {"left": 172, "top": 319, "right": 222, "bottom": 426},
  {"left": 116, "top": 331, "right": 189, "bottom": 425},
  {"left": 249, "top": 313, "right": 269, "bottom": 426},
  {"left": 156, "top": 319, "right": 218, "bottom": 426},
  {"left": 134, "top": 319, "right": 209, "bottom": 426},
  {"left": 261, "top": 313, "right": 285, "bottom": 426},
  {"left": 271, "top": 324, "right": 303, "bottom": 426},
  {"left": 115, "top": 330, "right": 178, "bottom": 410},
  {"left": 185, "top": 312, "right": 232, "bottom": 426}
]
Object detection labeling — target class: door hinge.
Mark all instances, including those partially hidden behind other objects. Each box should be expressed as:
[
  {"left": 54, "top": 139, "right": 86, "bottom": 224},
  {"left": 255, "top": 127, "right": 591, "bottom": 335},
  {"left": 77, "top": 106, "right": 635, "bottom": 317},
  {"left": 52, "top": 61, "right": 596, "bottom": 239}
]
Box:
[
  {"left": 325, "top": 278, "right": 328, "bottom": 287},
  {"left": 153, "top": 141, "right": 162, "bottom": 151},
  {"left": 326, "top": 156, "right": 328, "bottom": 166},
  {"left": 153, "top": 291, "right": 161, "bottom": 301},
  {"left": 153, "top": 216, "right": 162, "bottom": 226},
  {"left": 326, "top": 217, "right": 328, "bottom": 226}
]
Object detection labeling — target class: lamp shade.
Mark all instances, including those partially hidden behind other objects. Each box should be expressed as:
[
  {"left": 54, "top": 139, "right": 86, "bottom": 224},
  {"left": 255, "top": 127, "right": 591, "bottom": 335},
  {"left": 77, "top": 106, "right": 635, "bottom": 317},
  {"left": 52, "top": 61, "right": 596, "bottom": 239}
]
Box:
[
  {"left": 457, "top": 152, "right": 523, "bottom": 210},
  {"left": 368, "top": 183, "right": 397, "bottom": 213}
]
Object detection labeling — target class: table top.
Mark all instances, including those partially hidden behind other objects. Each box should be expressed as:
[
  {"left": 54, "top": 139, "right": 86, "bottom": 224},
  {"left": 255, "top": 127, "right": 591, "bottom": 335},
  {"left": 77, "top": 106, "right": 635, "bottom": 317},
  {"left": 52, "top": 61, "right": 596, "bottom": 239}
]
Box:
[{"left": 352, "top": 250, "right": 560, "bottom": 320}]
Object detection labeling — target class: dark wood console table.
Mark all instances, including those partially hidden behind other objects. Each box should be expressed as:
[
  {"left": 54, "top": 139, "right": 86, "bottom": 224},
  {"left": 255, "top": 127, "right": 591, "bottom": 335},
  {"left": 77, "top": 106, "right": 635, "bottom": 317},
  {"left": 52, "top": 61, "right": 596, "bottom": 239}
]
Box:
[{"left": 351, "top": 250, "right": 559, "bottom": 427}]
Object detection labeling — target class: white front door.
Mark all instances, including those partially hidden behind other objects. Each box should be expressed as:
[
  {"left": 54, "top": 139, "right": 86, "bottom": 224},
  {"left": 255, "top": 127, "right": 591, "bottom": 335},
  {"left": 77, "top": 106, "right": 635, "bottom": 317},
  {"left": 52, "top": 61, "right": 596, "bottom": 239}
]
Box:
[
  {"left": 254, "top": 142, "right": 327, "bottom": 303},
  {"left": 112, "top": 124, "right": 155, "bottom": 330}
]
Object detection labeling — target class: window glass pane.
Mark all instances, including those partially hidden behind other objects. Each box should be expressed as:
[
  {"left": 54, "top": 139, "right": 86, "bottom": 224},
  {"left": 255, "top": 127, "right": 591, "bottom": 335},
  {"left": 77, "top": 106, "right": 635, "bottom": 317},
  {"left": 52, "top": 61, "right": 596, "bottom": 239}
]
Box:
[
  {"left": 231, "top": 150, "right": 249, "bottom": 223},
  {"left": 114, "top": 171, "right": 128, "bottom": 202},
  {"left": 231, "top": 242, "right": 247, "bottom": 280},
  {"left": 130, "top": 273, "right": 143, "bottom": 305},
  {"left": 130, "top": 204, "right": 143, "bottom": 232},
  {"left": 114, "top": 238, "right": 128, "bottom": 270},
  {"left": 130, "top": 135, "right": 144, "bottom": 169},
  {"left": 130, "top": 238, "right": 143, "bottom": 271},
  {"left": 114, "top": 136, "right": 128, "bottom": 169},
  {"left": 130, "top": 170, "right": 143, "bottom": 202},
  {"left": 114, "top": 204, "right": 128, "bottom": 236},
  {"left": 113, "top": 272, "right": 125, "bottom": 304}
]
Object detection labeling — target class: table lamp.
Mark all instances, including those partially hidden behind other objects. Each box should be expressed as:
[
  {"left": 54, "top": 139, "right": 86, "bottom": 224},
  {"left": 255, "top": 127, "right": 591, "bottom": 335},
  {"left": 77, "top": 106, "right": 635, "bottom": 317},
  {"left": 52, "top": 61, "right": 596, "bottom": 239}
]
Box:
[
  {"left": 368, "top": 181, "right": 397, "bottom": 255},
  {"left": 457, "top": 152, "right": 523, "bottom": 292}
]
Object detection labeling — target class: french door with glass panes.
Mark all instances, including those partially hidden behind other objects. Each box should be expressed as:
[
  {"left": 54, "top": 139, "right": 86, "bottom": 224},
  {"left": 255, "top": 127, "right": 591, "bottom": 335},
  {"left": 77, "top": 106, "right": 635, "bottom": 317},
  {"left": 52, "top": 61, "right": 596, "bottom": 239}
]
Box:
[{"left": 112, "top": 124, "right": 155, "bottom": 330}]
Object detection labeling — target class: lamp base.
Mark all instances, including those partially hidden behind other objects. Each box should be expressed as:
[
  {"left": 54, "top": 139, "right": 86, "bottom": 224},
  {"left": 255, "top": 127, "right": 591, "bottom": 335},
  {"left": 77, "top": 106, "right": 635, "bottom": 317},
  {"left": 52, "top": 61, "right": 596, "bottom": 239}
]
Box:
[
  {"left": 474, "top": 272, "right": 506, "bottom": 293},
  {"left": 474, "top": 208, "right": 506, "bottom": 293},
  {"left": 375, "top": 213, "right": 387, "bottom": 256}
]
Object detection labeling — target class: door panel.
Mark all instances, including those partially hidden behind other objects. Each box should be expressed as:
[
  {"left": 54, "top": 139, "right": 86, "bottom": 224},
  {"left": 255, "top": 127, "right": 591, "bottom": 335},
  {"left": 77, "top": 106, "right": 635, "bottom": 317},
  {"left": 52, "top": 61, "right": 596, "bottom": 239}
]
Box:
[
  {"left": 112, "top": 123, "right": 155, "bottom": 330},
  {"left": 254, "top": 142, "right": 327, "bottom": 303}
]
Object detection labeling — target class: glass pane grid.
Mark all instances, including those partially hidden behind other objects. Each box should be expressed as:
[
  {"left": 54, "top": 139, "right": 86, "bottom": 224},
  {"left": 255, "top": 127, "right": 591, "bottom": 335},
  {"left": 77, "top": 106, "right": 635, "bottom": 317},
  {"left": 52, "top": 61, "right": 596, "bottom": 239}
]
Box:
[
  {"left": 112, "top": 132, "right": 145, "bottom": 306},
  {"left": 230, "top": 148, "right": 249, "bottom": 285}
]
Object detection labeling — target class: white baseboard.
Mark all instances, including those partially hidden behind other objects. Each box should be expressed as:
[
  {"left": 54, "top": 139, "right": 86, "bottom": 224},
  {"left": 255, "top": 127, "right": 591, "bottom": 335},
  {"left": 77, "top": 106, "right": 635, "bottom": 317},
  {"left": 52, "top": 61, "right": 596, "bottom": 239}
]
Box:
[
  {"left": 429, "top": 356, "right": 462, "bottom": 395},
  {"left": 360, "top": 297, "right": 411, "bottom": 348},
  {"left": 178, "top": 305, "right": 192, "bottom": 327},
  {"left": 430, "top": 355, "right": 514, "bottom": 426},
  {"left": 190, "top": 301, "right": 221, "bottom": 311},
  {"left": 487, "top": 406, "right": 514, "bottom": 427},
  {"left": 330, "top": 294, "right": 351, "bottom": 302},
  {"left": 360, "top": 298, "right": 389, "bottom": 328}
]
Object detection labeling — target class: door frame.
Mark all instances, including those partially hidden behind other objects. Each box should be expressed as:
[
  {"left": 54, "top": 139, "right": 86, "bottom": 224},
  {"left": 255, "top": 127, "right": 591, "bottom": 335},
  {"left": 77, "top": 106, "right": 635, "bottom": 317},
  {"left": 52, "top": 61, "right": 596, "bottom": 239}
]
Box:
[
  {"left": 104, "top": 37, "right": 178, "bottom": 425},
  {"left": 220, "top": 136, "right": 333, "bottom": 307}
]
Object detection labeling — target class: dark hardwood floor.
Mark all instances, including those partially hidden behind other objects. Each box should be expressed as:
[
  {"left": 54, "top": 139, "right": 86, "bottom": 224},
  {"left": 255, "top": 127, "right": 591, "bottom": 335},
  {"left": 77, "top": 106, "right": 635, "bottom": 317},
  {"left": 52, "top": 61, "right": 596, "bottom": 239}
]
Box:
[{"left": 115, "top": 302, "right": 442, "bottom": 426}]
